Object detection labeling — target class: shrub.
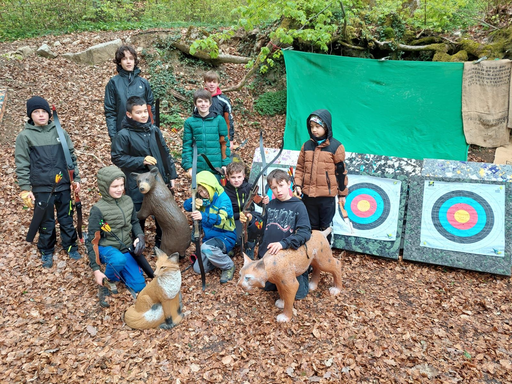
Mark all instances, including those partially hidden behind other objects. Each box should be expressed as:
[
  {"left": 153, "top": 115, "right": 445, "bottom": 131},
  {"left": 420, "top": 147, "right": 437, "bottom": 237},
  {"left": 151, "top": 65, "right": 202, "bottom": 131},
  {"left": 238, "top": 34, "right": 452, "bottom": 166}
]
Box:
[{"left": 254, "top": 90, "right": 287, "bottom": 116}]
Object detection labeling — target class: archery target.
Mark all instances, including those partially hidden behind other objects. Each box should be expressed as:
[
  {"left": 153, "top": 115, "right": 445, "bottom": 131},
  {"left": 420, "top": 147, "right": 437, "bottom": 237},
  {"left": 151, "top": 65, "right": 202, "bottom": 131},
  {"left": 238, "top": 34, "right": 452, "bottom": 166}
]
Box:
[
  {"left": 420, "top": 181, "right": 505, "bottom": 257},
  {"left": 333, "top": 175, "right": 401, "bottom": 241}
]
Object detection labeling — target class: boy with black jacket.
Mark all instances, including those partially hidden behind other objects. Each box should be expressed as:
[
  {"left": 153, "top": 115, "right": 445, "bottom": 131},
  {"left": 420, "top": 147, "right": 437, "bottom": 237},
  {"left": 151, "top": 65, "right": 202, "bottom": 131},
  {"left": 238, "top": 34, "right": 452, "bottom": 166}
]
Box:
[
  {"left": 15, "top": 96, "right": 81, "bottom": 268},
  {"left": 104, "top": 45, "right": 155, "bottom": 140},
  {"left": 241, "top": 169, "right": 311, "bottom": 299},
  {"left": 223, "top": 161, "right": 268, "bottom": 259},
  {"left": 111, "top": 96, "right": 178, "bottom": 247},
  {"left": 203, "top": 70, "right": 235, "bottom": 141}
]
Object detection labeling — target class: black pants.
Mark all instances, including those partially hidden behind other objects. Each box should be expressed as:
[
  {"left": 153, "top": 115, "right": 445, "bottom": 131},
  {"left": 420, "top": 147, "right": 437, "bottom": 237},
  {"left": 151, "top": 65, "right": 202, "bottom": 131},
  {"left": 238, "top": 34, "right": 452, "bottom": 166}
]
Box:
[
  {"left": 302, "top": 194, "right": 335, "bottom": 242},
  {"left": 264, "top": 270, "right": 310, "bottom": 299},
  {"left": 34, "top": 190, "right": 77, "bottom": 255}
]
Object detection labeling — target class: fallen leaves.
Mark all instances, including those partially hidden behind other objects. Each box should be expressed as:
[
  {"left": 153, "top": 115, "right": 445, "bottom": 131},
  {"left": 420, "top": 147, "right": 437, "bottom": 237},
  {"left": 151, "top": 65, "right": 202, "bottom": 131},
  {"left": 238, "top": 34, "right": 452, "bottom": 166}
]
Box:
[{"left": 0, "top": 28, "right": 512, "bottom": 384}]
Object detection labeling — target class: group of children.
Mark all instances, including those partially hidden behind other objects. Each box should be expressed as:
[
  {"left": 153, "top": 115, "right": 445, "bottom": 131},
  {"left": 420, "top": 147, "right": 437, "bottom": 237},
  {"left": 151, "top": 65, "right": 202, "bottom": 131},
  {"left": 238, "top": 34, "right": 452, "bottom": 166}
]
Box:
[{"left": 15, "top": 44, "right": 348, "bottom": 306}]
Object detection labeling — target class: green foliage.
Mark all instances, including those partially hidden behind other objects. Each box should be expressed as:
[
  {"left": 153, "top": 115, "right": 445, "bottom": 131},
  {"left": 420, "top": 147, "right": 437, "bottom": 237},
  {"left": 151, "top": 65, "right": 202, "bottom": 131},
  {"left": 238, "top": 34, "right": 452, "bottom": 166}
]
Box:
[
  {"left": 147, "top": 60, "right": 178, "bottom": 101},
  {"left": 409, "top": 0, "right": 483, "bottom": 32},
  {"left": 0, "top": 0, "right": 244, "bottom": 41},
  {"left": 160, "top": 113, "right": 184, "bottom": 128},
  {"left": 254, "top": 90, "right": 287, "bottom": 116},
  {"left": 190, "top": 30, "right": 235, "bottom": 58}
]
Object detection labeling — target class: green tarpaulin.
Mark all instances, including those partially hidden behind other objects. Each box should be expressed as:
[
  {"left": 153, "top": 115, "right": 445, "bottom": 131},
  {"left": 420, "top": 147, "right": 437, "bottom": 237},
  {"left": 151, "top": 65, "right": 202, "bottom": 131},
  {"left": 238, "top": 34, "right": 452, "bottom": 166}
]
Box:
[{"left": 283, "top": 51, "right": 468, "bottom": 161}]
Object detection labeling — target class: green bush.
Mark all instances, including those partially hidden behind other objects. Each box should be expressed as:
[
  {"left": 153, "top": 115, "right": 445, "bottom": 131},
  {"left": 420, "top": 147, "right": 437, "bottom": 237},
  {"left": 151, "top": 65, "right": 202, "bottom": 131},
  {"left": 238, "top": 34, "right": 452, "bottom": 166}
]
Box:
[
  {"left": 254, "top": 90, "right": 287, "bottom": 116},
  {"left": 0, "top": 0, "right": 244, "bottom": 41}
]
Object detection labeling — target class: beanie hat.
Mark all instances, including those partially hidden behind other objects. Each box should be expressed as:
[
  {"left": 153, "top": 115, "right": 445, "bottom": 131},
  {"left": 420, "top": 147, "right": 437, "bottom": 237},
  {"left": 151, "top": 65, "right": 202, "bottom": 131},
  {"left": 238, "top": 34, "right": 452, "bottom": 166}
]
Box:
[
  {"left": 27, "top": 96, "right": 51, "bottom": 118},
  {"left": 310, "top": 115, "right": 325, "bottom": 128}
]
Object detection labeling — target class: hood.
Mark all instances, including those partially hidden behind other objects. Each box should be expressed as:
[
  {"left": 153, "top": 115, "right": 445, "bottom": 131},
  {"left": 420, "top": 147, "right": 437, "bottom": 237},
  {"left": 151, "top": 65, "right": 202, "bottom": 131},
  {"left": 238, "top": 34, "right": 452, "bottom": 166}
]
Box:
[
  {"left": 192, "top": 110, "right": 216, "bottom": 119},
  {"left": 306, "top": 109, "right": 333, "bottom": 142},
  {"left": 121, "top": 115, "right": 151, "bottom": 132},
  {"left": 97, "top": 165, "right": 126, "bottom": 203},
  {"left": 209, "top": 87, "right": 222, "bottom": 97},
  {"left": 197, "top": 171, "right": 224, "bottom": 201},
  {"left": 116, "top": 65, "right": 141, "bottom": 78},
  {"left": 24, "top": 120, "right": 55, "bottom": 132}
]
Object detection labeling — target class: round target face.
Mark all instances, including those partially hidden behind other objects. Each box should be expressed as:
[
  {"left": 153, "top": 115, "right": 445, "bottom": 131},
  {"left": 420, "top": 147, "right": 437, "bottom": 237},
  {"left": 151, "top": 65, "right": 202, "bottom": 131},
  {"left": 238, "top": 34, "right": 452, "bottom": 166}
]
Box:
[
  {"left": 346, "top": 183, "right": 391, "bottom": 230},
  {"left": 431, "top": 190, "right": 494, "bottom": 244}
]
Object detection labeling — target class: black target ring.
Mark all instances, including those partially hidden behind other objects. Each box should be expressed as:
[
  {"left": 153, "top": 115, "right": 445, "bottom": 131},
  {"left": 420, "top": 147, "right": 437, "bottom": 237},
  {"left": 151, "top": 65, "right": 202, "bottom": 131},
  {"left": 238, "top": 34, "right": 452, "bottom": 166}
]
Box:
[{"left": 346, "top": 183, "right": 391, "bottom": 230}]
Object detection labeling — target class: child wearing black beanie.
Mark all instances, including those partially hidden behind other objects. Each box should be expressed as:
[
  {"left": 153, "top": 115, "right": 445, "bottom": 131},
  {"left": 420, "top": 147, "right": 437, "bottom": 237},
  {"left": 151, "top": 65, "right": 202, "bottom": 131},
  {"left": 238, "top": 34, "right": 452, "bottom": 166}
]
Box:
[{"left": 15, "top": 96, "right": 82, "bottom": 268}]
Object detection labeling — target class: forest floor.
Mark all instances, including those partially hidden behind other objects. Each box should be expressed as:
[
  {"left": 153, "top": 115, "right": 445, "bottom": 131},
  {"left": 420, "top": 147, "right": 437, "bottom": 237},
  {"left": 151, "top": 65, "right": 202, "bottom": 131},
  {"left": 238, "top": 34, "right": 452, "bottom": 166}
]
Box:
[{"left": 0, "top": 29, "right": 511, "bottom": 383}]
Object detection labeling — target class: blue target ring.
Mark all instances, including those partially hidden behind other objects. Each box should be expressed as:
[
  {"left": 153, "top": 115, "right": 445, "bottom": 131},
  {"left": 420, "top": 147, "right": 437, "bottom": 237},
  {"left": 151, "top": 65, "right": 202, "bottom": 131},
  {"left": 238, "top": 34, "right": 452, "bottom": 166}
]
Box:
[
  {"left": 438, "top": 197, "right": 487, "bottom": 238},
  {"left": 432, "top": 190, "right": 493, "bottom": 244},
  {"left": 346, "top": 183, "right": 390, "bottom": 230}
]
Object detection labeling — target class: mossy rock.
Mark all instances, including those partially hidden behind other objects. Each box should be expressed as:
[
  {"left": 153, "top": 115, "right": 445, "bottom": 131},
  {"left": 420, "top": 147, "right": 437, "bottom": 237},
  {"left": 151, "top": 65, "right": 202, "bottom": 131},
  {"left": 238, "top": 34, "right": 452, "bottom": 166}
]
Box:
[
  {"left": 432, "top": 50, "right": 468, "bottom": 62},
  {"left": 460, "top": 29, "right": 512, "bottom": 60},
  {"left": 432, "top": 52, "right": 452, "bottom": 62},
  {"left": 382, "top": 27, "right": 395, "bottom": 39},
  {"left": 411, "top": 36, "right": 442, "bottom": 46},
  {"left": 450, "top": 50, "right": 468, "bottom": 62}
]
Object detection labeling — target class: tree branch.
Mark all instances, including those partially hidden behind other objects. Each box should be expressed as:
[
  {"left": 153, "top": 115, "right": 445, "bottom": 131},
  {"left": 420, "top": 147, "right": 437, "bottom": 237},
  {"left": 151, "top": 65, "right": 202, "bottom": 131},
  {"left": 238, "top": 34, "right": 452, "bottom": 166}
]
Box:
[
  {"left": 223, "top": 42, "right": 277, "bottom": 93},
  {"left": 373, "top": 39, "right": 449, "bottom": 52},
  {"left": 171, "top": 42, "right": 251, "bottom": 64}
]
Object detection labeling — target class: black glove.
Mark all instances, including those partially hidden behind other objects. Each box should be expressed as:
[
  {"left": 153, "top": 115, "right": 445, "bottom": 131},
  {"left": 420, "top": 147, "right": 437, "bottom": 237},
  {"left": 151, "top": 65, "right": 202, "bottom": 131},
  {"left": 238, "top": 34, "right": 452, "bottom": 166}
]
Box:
[{"left": 134, "top": 235, "right": 145, "bottom": 256}]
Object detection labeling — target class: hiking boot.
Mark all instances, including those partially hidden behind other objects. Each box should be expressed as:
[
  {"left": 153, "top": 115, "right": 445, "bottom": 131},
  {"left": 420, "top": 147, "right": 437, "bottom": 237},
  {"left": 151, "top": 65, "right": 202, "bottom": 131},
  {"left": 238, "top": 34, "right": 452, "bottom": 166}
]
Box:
[
  {"left": 41, "top": 253, "right": 53, "bottom": 268},
  {"left": 98, "top": 286, "right": 110, "bottom": 308},
  {"left": 220, "top": 265, "right": 235, "bottom": 284},
  {"left": 244, "top": 248, "right": 254, "bottom": 260},
  {"left": 68, "top": 250, "right": 82, "bottom": 260},
  {"left": 103, "top": 278, "right": 118, "bottom": 295}
]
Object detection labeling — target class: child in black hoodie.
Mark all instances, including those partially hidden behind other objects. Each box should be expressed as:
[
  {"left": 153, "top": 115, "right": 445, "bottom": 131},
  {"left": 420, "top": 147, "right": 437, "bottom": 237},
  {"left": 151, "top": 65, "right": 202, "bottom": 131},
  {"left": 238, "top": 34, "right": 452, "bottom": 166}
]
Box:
[
  {"left": 241, "top": 169, "right": 311, "bottom": 299},
  {"left": 224, "top": 161, "right": 267, "bottom": 258}
]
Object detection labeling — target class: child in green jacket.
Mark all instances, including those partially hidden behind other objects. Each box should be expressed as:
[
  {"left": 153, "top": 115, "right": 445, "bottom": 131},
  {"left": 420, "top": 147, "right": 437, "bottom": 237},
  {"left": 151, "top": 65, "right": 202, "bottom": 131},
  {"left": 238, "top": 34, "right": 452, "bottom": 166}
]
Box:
[{"left": 181, "top": 89, "right": 231, "bottom": 177}]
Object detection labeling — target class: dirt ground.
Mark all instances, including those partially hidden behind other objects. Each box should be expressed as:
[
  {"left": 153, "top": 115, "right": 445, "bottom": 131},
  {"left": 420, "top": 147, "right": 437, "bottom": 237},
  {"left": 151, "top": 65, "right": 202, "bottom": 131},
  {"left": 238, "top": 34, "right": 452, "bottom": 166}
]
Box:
[{"left": 1, "top": 30, "right": 511, "bottom": 383}]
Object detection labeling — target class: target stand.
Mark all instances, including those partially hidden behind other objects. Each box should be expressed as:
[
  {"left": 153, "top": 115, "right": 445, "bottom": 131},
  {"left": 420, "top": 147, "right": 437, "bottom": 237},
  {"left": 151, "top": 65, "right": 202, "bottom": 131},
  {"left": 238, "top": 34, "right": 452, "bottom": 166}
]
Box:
[
  {"left": 403, "top": 176, "right": 512, "bottom": 276},
  {"left": 333, "top": 153, "right": 423, "bottom": 259}
]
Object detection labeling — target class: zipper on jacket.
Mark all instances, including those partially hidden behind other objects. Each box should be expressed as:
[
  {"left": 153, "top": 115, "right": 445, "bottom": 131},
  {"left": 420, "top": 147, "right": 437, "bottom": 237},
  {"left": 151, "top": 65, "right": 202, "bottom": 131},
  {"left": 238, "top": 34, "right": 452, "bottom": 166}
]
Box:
[
  {"left": 236, "top": 189, "right": 243, "bottom": 212},
  {"left": 310, "top": 150, "right": 316, "bottom": 183},
  {"left": 326, "top": 171, "right": 331, "bottom": 195}
]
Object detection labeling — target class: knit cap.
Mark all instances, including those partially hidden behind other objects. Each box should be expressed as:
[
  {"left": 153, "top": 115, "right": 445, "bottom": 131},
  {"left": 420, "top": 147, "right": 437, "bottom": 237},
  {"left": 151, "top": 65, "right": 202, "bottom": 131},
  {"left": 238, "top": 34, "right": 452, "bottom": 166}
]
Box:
[
  {"left": 27, "top": 96, "right": 51, "bottom": 118},
  {"left": 310, "top": 115, "right": 325, "bottom": 128}
]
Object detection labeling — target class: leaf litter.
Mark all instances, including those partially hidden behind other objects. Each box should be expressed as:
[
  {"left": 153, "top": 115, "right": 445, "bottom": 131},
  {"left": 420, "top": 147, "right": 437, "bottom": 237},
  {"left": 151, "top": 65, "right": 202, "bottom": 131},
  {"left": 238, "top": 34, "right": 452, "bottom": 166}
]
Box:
[{"left": 0, "top": 29, "right": 511, "bottom": 383}]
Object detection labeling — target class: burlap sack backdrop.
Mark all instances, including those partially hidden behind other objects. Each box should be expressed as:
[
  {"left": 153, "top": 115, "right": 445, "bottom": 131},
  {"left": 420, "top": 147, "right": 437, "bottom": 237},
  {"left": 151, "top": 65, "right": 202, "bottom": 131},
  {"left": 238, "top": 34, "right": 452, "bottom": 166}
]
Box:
[{"left": 462, "top": 59, "right": 511, "bottom": 147}]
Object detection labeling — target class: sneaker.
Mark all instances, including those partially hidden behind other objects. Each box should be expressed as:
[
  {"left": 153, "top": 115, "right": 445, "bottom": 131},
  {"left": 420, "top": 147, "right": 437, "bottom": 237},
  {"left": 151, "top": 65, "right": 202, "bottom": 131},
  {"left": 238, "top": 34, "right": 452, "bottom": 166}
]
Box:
[
  {"left": 68, "top": 250, "right": 82, "bottom": 260},
  {"left": 41, "top": 253, "right": 53, "bottom": 268},
  {"left": 220, "top": 265, "right": 235, "bottom": 284}
]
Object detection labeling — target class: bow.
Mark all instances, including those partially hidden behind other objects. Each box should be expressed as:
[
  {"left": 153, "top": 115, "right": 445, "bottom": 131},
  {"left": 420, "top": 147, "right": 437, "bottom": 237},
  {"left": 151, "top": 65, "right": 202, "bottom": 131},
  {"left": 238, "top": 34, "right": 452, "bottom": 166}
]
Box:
[
  {"left": 199, "top": 153, "right": 226, "bottom": 186},
  {"left": 52, "top": 106, "right": 83, "bottom": 242},
  {"left": 258, "top": 130, "right": 267, "bottom": 216},
  {"left": 26, "top": 172, "right": 62, "bottom": 242},
  {"left": 99, "top": 219, "right": 154, "bottom": 278},
  {"left": 239, "top": 139, "right": 285, "bottom": 255},
  {"left": 192, "top": 139, "right": 207, "bottom": 290}
]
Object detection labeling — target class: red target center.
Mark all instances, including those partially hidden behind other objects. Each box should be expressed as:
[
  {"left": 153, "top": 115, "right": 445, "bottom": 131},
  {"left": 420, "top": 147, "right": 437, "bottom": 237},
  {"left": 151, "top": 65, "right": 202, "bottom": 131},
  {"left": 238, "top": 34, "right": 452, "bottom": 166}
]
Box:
[
  {"left": 446, "top": 203, "right": 477, "bottom": 230},
  {"left": 351, "top": 194, "right": 377, "bottom": 218}
]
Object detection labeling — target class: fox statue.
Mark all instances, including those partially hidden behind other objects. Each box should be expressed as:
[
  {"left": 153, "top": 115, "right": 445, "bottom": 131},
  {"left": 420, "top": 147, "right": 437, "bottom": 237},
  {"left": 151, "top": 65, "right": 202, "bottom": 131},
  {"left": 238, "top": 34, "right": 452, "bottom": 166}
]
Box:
[
  {"left": 237, "top": 228, "right": 343, "bottom": 323},
  {"left": 124, "top": 247, "right": 183, "bottom": 330}
]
